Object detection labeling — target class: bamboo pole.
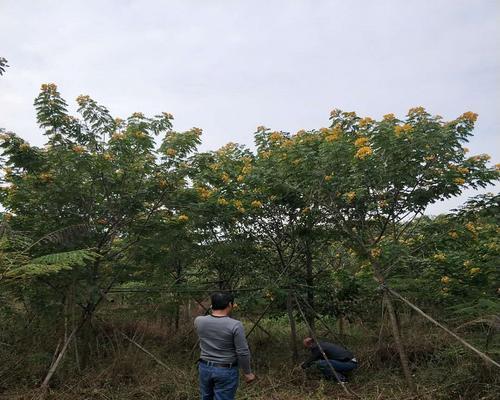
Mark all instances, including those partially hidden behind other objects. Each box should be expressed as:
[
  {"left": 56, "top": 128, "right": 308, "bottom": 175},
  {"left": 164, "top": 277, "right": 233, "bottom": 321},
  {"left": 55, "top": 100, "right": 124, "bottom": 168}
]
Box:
[
  {"left": 293, "top": 294, "right": 353, "bottom": 397},
  {"left": 386, "top": 286, "right": 500, "bottom": 369}
]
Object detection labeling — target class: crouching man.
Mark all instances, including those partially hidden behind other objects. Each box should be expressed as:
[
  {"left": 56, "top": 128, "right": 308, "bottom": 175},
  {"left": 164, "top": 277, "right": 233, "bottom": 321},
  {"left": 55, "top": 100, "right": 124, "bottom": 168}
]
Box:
[
  {"left": 301, "top": 337, "right": 358, "bottom": 382},
  {"left": 195, "top": 292, "right": 256, "bottom": 400}
]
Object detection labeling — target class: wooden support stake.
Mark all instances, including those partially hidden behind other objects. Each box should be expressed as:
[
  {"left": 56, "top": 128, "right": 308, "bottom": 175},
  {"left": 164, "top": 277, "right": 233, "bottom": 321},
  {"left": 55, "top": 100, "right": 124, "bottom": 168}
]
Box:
[
  {"left": 121, "top": 332, "right": 171, "bottom": 370},
  {"left": 294, "top": 294, "right": 353, "bottom": 397},
  {"left": 287, "top": 290, "right": 298, "bottom": 362},
  {"left": 246, "top": 298, "right": 275, "bottom": 339},
  {"left": 387, "top": 286, "right": 500, "bottom": 369}
]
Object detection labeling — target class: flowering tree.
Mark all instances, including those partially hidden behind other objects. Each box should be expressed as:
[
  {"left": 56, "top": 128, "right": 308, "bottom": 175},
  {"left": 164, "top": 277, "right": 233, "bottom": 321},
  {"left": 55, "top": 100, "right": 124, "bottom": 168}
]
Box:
[
  {"left": 221, "top": 108, "right": 497, "bottom": 389},
  {"left": 310, "top": 108, "right": 497, "bottom": 389},
  {"left": 402, "top": 194, "right": 499, "bottom": 315},
  {"left": 0, "top": 83, "right": 199, "bottom": 384}
]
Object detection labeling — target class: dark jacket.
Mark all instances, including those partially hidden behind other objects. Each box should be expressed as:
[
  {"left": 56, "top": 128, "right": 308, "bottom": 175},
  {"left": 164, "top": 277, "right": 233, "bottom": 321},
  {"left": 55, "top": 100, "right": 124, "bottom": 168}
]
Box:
[{"left": 303, "top": 341, "right": 355, "bottom": 368}]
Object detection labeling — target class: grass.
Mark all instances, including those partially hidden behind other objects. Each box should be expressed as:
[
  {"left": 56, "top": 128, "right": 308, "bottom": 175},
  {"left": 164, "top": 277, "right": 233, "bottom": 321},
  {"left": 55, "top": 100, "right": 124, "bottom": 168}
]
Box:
[{"left": 0, "top": 309, "right": 498, "bottom": 400}]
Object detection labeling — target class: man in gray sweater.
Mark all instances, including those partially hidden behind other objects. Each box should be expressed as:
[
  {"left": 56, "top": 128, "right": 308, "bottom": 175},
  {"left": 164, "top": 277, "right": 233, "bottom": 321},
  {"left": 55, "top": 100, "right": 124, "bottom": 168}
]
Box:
[{"left": 194, "top": 292, "right": 256, "bottom": 400}]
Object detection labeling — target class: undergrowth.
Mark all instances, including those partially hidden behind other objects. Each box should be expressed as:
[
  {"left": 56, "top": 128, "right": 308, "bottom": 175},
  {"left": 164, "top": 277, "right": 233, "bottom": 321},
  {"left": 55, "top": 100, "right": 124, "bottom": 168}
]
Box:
[{"left": 0, "top": 310, "right": 498, "bottom": 400}]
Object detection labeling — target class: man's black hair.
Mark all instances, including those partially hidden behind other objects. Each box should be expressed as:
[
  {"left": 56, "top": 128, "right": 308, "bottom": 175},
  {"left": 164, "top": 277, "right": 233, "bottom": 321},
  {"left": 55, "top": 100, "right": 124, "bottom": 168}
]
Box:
[{"left": 211, "top": 292, "right": 235, "bottom": 310}]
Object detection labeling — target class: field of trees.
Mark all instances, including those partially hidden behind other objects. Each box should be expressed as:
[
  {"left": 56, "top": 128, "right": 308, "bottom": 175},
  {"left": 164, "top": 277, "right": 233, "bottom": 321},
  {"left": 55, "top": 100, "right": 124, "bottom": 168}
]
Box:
[{"left": 0, "top": 62, "right": 499, "bottom": 399}]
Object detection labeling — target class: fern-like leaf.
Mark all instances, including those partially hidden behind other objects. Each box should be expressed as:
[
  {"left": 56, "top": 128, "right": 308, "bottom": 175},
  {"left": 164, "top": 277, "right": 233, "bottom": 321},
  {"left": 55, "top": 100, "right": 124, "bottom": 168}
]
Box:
[{"left": 5, "top": 249, "right": 98, "bottom": 280}]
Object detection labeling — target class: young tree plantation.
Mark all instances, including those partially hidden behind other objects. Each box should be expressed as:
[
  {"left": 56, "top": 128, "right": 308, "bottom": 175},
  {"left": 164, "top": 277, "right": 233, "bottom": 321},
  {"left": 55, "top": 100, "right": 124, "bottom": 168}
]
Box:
[{"left": 1, "top": 82, "right": 498, "bottom": 400}]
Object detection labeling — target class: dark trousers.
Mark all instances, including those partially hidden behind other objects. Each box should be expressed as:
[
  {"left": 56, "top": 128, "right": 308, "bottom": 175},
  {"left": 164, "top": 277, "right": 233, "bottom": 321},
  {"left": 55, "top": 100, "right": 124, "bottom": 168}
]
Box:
[{"left": 315, "top": 359, "right": 358, "bottom": 382}]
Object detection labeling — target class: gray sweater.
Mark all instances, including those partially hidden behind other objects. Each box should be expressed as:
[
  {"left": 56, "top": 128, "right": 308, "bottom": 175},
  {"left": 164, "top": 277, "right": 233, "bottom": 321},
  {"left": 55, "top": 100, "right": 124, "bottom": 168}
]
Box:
[{"left": 194, "top": 315, "right": 252, "bottom": 374}]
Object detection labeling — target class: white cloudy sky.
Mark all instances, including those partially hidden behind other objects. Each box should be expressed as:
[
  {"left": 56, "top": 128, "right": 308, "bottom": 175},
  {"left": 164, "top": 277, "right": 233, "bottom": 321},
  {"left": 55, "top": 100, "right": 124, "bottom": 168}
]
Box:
[{"left": 0, "top": 0, "right": 498, "bottom": 213}]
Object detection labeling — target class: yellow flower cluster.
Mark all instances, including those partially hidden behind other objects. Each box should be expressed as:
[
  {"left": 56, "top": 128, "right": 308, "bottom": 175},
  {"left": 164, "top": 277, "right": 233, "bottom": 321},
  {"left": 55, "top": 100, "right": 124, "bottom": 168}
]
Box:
[
  {"left": 440, "top": 276, "right": 450, "bottom": 284},
  {"left": 269, "top": 132, "right": 283, "bottom": 142},
  {"left": 41, "top": 83, "right": 58, "bottom": 92},
  {"left": 192, "top": 127, "right": 202, "bottom": 136},
  {"left": 394, "top": 124, "right": 412, "bottom": 137},
  {"left": 218, "top": 198, "right": 229, "bottom": 206},
  {"left": 346, "top": 191, "right": 356, "bottom": 203},
  {"left": 461, "top": 112, "right": 478, "bottom": 123},
  {"left": 111, "top": 133, "right": 124, "bottom": 140},
  {"left": 197, "top": 187, "right": 212, "bottom": 199},
  {"left": 166, "top": 148, "right": 177, "bottom": 156},
  {"left": 76, "top": 95, "right": 91, "bottom": 104},
  {"left": 324, "top": 175, "right": 333, "bottom": 182},
  {"left": 330, "top": 109, "right": 342, "bottom": 118},
  {"left": 433, "top": 253, "right": 446, "bottom": 262},
  {"left": 408, "top": 106, "right": 426, "bottom": 116},
  {"left": 131, "top": 112, "right": 145, "bottom": 119},
  {"left": 469, "top": 267, "right": 480, "bottom": 275},
  {"left": 251, "top": 200, "right": 263, "bottom": 208},
  {"left": 216, "top": 142, "right": 237, "bottom": 155},
  {"left": 354, "top": 137, "right": 369, "bottom": 147},
  {"left": 221, "top": 172, "right": 230, "bottom": 183},
  {"left": 162, "top": 112, "right": 174, "bottom": 119},
  {"left": 448, "top": 231, "right": 459, "bottom": 239},
  {"left": 241, "top": 164, "right": 252, "bottom": 175},
  {"left": 159, "top": 179, "right": 168, "bottom": 189},
  {"left": 457, "top": 167, "right": 469, "bottom": 174},
  {"left": 40, "top": 172, "right": 53, "bottom": 182},
  {"left": 237, "top": 175, "right": 244, "bottom": 182},
  {"left": 73, "top": 145, "right": 85, "bottom": 154},
  {"left": 114, "top": 117, "right": 124, "bottom": 125},
  {"left": 454, "top": 178, "right": 465, "bottom": 185},
  {"left": 178, "top": 214, "right": 189, "bottom": 222},
  {"left": 470, "top": 154, "right": 490, "bottom": 162},
  {"left": 355, "top": 146, "right": 373, "bottom": 160},
  {"left": 358, "top": 117, "right": 374, "bottom": 127},
  {"left": 371, "top": 248, "right": 381, "bottom": 258},
  {"left": 324, "top": 125, "right": 342, "bottom": 142},
  {"left": 383, "top": 113, "right": 396, "bottom": 121},
  {"left": 103, "top": 153, "right": 113, "bottom": 161},
  {"left": 465, "top": 222, "right": 476, "bottom": 233},
  {"left": 19, "top": 143, "right": 30, "bottom": 151},
  {"left": 486, "top": 242, "right": 498, "bottom": 251},
  {"left": 260, "top": 151, "right": 271, "bottom": 159}
]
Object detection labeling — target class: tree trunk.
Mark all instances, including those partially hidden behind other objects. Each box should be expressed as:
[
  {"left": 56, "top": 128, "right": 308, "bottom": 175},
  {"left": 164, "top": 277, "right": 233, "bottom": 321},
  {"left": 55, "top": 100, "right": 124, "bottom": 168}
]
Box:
[
  {"left": 287, "top": 291, "right": 298, "bottom": 362},
  {"left": 383, "top": 291, "right": 416, "bottom": 393},
  {"left": 79, "top": 316, "right": 94, "bottom": 368},
  {"left": 174, "top": 303, "right": 180, "bottom": 332},
  {"left": 40, "top": 312, "right": 88, "bottom": 390},
  {"left": 304, "top": 242, "right": 315, "bottom": 331},
  {"left": 338, "top": 315, "right": 345, "bottom": 335},
  {"left": 370, "top": 258, "right": 416, "bottom": 394}
]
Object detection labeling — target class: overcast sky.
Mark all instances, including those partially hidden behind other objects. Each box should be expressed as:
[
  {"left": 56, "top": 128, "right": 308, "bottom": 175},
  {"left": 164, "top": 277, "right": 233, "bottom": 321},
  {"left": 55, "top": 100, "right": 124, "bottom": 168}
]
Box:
[{"left": 1, "top": 0, "right": 498, "bottom": 214}]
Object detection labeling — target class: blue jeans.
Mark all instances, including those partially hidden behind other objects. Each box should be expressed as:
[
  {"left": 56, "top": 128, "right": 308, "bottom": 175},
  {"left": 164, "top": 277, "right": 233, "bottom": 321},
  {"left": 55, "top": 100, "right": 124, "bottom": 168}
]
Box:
[
  {"left": 315, "top": 359, "right": 357, "bottom": 382},
  {"left": 198, "top": 362, "right": 239, "bottom": 400}
]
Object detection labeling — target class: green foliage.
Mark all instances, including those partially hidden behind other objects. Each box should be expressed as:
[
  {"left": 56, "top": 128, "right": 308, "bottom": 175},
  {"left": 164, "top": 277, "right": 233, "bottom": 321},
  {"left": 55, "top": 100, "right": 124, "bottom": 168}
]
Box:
[
  {"left": 1, "top": 84, "right": 499, "bottom": 396},
  {"left": 0, "top": 57, "right": 8, "bottom": 75}
]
